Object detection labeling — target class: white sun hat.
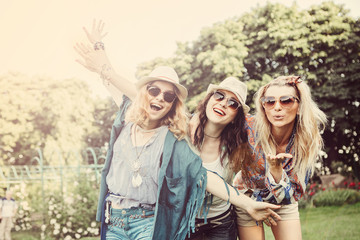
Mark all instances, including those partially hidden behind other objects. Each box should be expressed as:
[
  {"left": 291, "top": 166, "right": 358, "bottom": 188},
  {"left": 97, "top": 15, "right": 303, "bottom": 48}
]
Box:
[
  {"left": 207, "top": 76, "right": 250, "bottom": 114},
  {"left": 136, "top": 66, "right": 188, "bottom": 99}
]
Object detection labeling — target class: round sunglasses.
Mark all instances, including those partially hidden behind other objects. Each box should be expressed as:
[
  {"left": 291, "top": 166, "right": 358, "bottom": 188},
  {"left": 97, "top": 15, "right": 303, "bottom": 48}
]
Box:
[
  {"left": 213, "top": 91, "right": 241, "bottom": 110},
  {"left": 146, "top": 85, "right": 177, "bottom": 103},
  {"left": 261, "top": 95, "right": 299, "bottom": 109}
]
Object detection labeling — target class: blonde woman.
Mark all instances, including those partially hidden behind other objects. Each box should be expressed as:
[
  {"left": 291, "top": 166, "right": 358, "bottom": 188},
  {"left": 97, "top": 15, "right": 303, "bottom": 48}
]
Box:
[
  {"left": 233, "top": 76, "right": 327, "bottom": 240},
  {"left": 74, "top": 20, "right": 282, "bottom": 240}
]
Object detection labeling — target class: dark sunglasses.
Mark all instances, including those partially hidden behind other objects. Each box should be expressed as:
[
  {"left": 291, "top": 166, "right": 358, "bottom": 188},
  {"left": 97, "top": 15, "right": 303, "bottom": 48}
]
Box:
[
  {"left": 146, "top": 85, "right": 177, "bottom": 103},
  {"left": 261, "top": 95, "right": 299, "bottom": 109},
  {"left": 213, "top": 91, "right": 241, "bottom": 110}
]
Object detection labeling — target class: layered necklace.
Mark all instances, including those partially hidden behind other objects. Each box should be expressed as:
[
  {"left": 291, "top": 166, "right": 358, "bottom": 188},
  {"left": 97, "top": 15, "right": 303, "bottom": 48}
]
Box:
[{"left": 131, "top": 124, "right": 157, "bottom": 188}]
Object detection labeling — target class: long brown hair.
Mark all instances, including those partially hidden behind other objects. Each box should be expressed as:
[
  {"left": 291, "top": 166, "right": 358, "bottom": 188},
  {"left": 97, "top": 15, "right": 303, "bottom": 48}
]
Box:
[{"left": 193, "top": 92, "right": 250, "bottom": 171}]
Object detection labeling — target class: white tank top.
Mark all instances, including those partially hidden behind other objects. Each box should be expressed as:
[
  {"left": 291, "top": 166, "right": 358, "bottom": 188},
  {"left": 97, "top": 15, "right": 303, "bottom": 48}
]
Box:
[{"left": 201, "top": 156, "right": 230, "bottom": 218}]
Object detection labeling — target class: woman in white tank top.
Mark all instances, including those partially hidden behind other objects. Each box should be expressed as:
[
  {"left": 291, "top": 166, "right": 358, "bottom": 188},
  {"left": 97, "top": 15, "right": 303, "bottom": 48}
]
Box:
[{"left": 187, "top": 77, "right": 252, "bottom": 240}]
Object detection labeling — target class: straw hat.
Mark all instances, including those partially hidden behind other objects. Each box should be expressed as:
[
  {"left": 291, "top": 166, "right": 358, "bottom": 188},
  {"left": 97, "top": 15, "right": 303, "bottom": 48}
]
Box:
[
  {"left": 207, "top": 76, "right": 250, "bottom": 113},
  {"left": 136, "top": 66, "right": 188, "bottom": 99}
]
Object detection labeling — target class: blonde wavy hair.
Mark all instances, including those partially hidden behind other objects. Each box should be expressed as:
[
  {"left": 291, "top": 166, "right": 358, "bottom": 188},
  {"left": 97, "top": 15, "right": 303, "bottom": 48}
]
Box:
[
  {"left": 125, "top": 81, "right": 188, "bottom": 140},
  {"left": 254, "top": 76, "right": 327, "bottom": 176}
]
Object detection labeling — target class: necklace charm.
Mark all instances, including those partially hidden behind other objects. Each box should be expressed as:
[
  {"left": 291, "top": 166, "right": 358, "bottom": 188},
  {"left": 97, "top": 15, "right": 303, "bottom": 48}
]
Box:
[
  {"left": 132, "top": 160, "right": 141, "bottom": 172},
  {"left": 129, "top": 124, "right": 159, "bottom": 188},
  {"left": 132, "top": 173, "right": 143, "bottom": 187}
]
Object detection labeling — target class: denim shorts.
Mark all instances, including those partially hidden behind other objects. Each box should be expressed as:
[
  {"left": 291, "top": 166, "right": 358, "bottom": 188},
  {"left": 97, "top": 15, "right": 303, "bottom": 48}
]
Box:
[
  {"left": 186, "top": 206, "right": 237, "bottom": 240},
  {"left": 106, "top": 207, "right": 155, "bottom": 240}
]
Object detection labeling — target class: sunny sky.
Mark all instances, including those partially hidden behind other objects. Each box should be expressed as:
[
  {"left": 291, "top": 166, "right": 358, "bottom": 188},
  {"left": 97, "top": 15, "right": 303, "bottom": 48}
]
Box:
[{"left": 0, "top": 0, "right": 359, "bottom": 95}]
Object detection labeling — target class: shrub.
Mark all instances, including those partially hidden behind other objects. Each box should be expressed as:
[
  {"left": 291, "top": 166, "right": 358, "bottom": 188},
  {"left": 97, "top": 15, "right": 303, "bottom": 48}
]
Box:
[
  {"left": 313, "top": 189, "right": 360, "bottom": 207},
  {"left": 12, "top": 183, "right": 33, "bottom": 232},
  {"left": 40, "top": 171, "right": 100, "bottom": 240},
  {"left": 298, "top": 182, "right": 325, "bottom": 208}
]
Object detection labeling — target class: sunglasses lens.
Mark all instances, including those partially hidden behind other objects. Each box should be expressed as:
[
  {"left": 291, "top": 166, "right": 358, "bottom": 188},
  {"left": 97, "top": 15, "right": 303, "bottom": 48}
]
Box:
[
  {"left": 262, "top": 96, "right": 298, "bottom": 109},
  {"left": 262, "top": 97, "right": 276, "bottom": 109},
  {"left": 163, "top": 92, "right": 176, "bottom": 103},
  {"left": 213, "top": 91, "right": 225, "bottom": 101},
  {"left": 227, "top": 99, "right": 240, "bottom": 110},
  {"left": 280, "top": 96, "right": 295, "bottom": 108},
  {"left": 147, "top": 86, "right": 161, "bottom": 97}
]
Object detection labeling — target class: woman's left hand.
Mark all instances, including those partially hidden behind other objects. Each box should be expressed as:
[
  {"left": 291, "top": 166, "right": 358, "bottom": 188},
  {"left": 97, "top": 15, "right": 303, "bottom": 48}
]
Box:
[
  {"left": 266, "top": 153, "right": 292, "bottom": 167},
  {"left": 266, "top": 153, "right": 292, "bottom": 183},
  {"left": 246, "top": 201, "right": 282, "bottom": 226}
]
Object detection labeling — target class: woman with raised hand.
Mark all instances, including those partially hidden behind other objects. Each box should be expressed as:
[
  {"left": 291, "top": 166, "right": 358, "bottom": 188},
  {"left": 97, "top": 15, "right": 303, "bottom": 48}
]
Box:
[
  {"left": 233, "top": 76, "right": 327, "bottom": 240},
  {"left": 74, "top": 20, "right": 281, "bottom": 240}
]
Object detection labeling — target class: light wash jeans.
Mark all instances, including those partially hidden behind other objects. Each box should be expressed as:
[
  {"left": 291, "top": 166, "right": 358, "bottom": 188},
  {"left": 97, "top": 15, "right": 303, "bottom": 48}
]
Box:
[{"left": 105, "top": 207, "right": 154, "bottom": 240}]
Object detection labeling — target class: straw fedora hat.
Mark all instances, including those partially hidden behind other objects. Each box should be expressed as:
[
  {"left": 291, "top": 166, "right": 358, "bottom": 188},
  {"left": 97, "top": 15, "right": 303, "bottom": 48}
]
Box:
[
  {"left": 207, "top": 76, "right": 250, "bottom": 114},
  {"left": 136, "top": 66, "right": 188, "bottom": 99}
]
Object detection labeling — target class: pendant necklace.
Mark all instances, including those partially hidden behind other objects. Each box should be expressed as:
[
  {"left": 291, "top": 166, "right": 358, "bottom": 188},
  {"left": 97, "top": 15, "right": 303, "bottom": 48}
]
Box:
[{"left": 131, "top": 124, "right": 155, "bottom": 188}]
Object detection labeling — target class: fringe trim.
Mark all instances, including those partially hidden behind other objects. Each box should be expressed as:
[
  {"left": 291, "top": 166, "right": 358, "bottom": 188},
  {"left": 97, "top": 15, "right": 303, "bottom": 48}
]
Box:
[{"left": 187, "top": 172, "right": 208, "bottom": 237}]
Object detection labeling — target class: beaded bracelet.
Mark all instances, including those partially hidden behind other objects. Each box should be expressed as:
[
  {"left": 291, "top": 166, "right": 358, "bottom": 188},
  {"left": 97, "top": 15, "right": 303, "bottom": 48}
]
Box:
[
  {"left": 100, "top": 64, "right": 111, "bottom": 86},
  {"left": 94, "top": 41, "right": 105, "bottom": 51}
]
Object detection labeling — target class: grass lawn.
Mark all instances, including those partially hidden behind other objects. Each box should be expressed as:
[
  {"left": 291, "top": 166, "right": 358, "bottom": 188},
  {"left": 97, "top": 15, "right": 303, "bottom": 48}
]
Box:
[
  {"left": 264, "top": 202, "right": 360, "bottom": 239},
  {"left": 11, "top": 202, "right": 360, "bottom": 239}
]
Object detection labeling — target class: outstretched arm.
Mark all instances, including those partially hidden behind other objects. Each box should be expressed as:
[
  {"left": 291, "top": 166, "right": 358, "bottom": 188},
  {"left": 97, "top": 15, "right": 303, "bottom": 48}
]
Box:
[
  {"left": 74, "top": 19, "right": 137, "bottom": 103},
  {"left": 206, "top": 171, "right": 281, "bottom": 226}
]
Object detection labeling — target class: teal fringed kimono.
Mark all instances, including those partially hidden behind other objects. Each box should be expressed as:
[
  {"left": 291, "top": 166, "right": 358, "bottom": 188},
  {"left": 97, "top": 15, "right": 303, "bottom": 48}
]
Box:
[{"left": 96, "top": 95, "right": 208, "bottom": 240}]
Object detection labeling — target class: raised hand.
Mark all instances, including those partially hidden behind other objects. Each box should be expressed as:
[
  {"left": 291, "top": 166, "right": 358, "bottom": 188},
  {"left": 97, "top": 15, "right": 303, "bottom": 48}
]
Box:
[
  {"left": 83, "top": 19, "right": 108, "bottom": 44},
  {"left": 74, "top": 20, "right": 112, "bottom": 78},
  {"left": 73, "top": 20, "right": 138, "bottom": 101}
]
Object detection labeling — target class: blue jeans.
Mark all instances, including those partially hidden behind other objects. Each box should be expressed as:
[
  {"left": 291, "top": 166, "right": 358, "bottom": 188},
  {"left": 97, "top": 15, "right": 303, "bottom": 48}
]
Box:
[
  {"left": 187, "top": 206, "right": 237, "bottom": 240},
  {"left": 106, "top": 207, "right": 154, "bottom": 240}
]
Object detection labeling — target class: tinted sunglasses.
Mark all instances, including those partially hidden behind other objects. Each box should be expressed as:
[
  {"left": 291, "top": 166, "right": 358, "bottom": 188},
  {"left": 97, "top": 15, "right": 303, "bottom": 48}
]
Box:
[
  {"left": 261, "top": 95, "right": 299, "bottom": 109},
  {"left": 146, "top": 85, "right": 177, "bottom": 103},
  {"left": 213, "top": 91, "right": 241, "bottom": 110}
]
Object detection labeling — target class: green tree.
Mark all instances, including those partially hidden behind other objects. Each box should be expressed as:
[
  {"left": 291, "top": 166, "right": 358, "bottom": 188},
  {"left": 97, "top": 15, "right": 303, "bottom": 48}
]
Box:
[
  {"left": 85, "top": 96, "right": 117, "bottom": 164},
  {"left": 136, "top": 2, "right": 360, "bottom": 179},
  {"left": 239, "top": 2, "right": 360, "bottom": 177},
  {"left": 0, "top": 73, "right": 95, "bottom": 165}
]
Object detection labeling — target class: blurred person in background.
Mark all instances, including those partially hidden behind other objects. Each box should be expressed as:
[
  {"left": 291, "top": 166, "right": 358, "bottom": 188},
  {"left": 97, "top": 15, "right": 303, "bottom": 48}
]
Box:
[{"left": 0, "top": 190, "right": 18, "bottom": 240}]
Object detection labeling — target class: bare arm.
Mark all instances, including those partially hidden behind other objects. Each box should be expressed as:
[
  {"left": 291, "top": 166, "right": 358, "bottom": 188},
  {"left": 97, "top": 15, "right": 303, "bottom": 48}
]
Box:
[
  {"left": 74, "top": 19, "right": 137, "bottom": 103},
  {"left": 206, "top": 171, "right": 281, "bottom": 225}
]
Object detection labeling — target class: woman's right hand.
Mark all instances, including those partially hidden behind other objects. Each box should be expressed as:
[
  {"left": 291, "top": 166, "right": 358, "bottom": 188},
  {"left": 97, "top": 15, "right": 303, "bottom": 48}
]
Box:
[
  {"left": 74, "top": 42, "right": 111, "bottom": 74},
  {"left": 83, "top": 19, "right": 108, "bottom": 44},
  {"left": 74, "top": 19, "right": 138, "bottom": 101},
  {"left": 74, "top": 20, "right": 113, "bottom": 77}
]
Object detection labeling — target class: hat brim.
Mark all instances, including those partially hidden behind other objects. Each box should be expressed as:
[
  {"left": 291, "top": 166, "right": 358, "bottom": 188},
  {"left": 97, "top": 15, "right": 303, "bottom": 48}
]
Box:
[
  {"left": 207, "top": 84, "right": 250, "bottom": 114},
  {"left": 136, "top": 76, "right": 188, "bottom": 99}
]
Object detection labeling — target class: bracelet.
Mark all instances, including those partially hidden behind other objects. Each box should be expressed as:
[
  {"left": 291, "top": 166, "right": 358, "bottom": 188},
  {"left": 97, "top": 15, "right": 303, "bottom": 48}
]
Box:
[
  {"left": 100, "top": 64, "right": 111, "bottom": 86},
  {"left": 94, "top": 41, "right": 105, "bottom": 51}
]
